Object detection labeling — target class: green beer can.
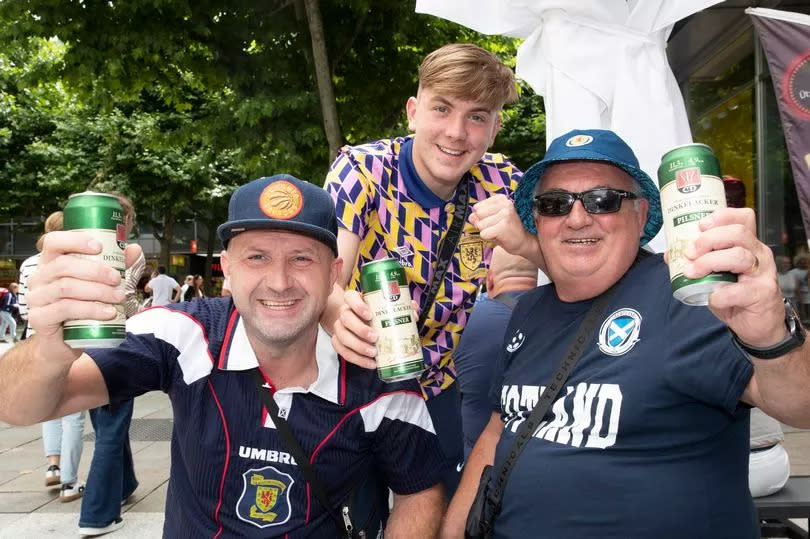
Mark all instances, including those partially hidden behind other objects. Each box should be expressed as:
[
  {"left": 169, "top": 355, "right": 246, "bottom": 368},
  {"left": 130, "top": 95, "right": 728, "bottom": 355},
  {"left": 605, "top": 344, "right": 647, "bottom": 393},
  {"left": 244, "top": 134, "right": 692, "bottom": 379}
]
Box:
[
  {"left": 63, "top": 192, "right": 127, "bottom": 348},
  {"left": 657, "top": 143, "right": 737, "bottom": 306},
  {"left": 360, "top": 258, "right": 423, "bottom": 382}
]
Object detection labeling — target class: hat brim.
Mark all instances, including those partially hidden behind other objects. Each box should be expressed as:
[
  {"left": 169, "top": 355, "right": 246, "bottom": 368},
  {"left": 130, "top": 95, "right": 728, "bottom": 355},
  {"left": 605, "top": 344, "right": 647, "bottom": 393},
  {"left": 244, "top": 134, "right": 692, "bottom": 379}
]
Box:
[
  {"left": 515, "top": 153, "right": 663, "bottom": 246},
  {"left": 217, "top": 219, "right": 338, "bottom": 256}
]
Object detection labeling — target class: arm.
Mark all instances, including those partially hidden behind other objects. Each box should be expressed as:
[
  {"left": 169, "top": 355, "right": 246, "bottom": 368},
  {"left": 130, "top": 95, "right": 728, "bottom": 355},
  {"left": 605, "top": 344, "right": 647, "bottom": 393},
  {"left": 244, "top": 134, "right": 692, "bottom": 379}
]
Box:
[
  {"left": 172, "top": 285, "right": 182, "bottom": 303},
  {"left": 387, "top": 484, "right": 444, "bottom": 538},
  {"left": 321, "top": 229, "right": 379, "bottom": 369},
  {"left": 686, "top": 208, "right": 810, "bottom": 427},
  {"left": 0, "top": 339, "right": 109, "bottom": 424},
  {"left": 0, "top": 232, "right": 134, "bottom": 424},
  {"left": 441, "top": 412, "right": 504, "bottom": 539}
]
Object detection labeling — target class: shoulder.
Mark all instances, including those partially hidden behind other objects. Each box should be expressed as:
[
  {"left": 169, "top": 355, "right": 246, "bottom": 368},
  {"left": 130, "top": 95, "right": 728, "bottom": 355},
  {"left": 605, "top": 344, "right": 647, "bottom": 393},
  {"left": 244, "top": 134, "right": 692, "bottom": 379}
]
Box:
[
  {"left": 128, "top": 297, "right": 234, "bottom": 342},
  {"left": 19, "top": 254, "right": 41, "bottom": 272},
  {"left": 339, "top": 137, "right": 404, "bottom": 161},
  {"left": 470, "top": 151, "right": 522, "bottom": 184}
]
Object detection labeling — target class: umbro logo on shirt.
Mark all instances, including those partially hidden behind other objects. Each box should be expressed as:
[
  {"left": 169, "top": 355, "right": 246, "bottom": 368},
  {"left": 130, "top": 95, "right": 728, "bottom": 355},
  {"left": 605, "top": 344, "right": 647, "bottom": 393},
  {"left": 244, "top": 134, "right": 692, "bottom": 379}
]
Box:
[{"left": 392, "top": 245, "right": 414, "bottom": 267}]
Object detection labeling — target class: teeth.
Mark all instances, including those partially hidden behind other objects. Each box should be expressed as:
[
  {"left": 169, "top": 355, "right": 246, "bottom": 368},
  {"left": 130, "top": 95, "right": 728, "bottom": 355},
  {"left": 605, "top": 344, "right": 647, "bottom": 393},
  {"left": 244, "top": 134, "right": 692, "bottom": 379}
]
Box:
[
  {"left": 260, "top": 300, "right": 296, "bottom": 307},
  {"left": 438, "top": 145, "right": 463, "bottom": 156},
  {"left": 567, "top": 239, "right": 598, "bottom": 244}
]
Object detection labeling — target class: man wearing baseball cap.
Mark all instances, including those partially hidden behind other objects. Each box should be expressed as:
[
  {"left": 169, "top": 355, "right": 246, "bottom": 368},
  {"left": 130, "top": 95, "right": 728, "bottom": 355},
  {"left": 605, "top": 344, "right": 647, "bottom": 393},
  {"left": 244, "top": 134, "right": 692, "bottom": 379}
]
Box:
[
  {"left": 443, "top": 129, "right": 810, "bottom": 538},
  {"left": 0, "top": 174, "right": 445, "bottom": 538}
]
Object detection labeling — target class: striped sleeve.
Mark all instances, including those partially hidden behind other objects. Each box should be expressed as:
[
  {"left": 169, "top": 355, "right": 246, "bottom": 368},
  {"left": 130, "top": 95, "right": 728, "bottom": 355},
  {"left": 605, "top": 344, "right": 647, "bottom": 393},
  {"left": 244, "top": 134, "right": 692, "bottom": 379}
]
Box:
[
  {"left": 17, "top": 254, "right": 40, "bottom": 322},
  {"left": 324, "top": 148, "right": 374, "bottom": 238}
]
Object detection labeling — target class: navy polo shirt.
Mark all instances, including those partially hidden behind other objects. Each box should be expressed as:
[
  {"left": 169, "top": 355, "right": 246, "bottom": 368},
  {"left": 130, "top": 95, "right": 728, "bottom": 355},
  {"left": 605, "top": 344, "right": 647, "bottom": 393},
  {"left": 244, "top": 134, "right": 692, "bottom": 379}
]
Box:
[{"left": 87, "top": 297, "right": 444, "bottom": 538}]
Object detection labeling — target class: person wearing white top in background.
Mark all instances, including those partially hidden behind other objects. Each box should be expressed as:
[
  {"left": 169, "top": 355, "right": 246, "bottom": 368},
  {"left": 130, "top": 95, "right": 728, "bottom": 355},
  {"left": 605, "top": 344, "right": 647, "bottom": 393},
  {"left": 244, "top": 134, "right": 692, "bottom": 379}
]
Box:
[{"left": 145, "top": 266, "right": 181, "bottom": 306}]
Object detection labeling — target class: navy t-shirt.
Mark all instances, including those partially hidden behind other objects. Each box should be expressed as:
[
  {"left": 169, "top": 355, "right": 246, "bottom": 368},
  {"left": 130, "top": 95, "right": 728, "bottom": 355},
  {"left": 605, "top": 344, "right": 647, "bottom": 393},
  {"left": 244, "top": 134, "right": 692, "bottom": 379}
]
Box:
[
  {"left": 87, "top": 298, "right": 444, "bottom": 538},
  {"left": 489, "top": 253, "right": 756, "bottom": 538}
]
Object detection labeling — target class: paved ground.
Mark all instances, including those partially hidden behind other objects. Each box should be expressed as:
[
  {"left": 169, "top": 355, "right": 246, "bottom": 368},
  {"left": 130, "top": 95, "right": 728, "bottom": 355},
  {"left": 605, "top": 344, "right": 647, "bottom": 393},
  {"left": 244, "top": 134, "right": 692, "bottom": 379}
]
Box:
[
  {"left": 0, "top": 340, "right": 168, "bottom": 538},
  {"left": 1, "top": 340, "right": 809, "bottom": 537}
]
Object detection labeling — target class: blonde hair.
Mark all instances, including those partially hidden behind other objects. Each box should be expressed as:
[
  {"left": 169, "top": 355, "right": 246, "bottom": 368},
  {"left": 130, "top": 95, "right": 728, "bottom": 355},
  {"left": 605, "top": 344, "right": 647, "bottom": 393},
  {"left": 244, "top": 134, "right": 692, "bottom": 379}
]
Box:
[
  {"left": 36, "top": 211, "right": 64, "bottom": 251},
  {"left": 418, "top": 43, "right": 518, "bottom": 110}
]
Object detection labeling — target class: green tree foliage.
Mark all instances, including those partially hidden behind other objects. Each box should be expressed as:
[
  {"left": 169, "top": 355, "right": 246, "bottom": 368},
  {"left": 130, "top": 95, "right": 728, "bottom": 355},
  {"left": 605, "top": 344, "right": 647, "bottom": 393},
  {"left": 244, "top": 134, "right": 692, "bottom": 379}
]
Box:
[{"left": 1, "top": 1, "right": 547, "bottom": 266}]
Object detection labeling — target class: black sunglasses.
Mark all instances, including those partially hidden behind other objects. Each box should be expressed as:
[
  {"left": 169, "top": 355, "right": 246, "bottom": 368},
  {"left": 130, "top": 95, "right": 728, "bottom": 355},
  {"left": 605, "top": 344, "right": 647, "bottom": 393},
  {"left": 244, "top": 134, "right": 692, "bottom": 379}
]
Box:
[{"left": 533, "top": 188, "right": 639, "bottom": 217}]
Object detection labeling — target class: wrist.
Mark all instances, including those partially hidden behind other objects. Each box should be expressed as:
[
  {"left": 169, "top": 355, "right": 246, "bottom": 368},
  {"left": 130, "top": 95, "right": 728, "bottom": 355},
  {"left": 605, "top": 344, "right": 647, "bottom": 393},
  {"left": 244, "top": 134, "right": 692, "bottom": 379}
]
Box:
[{"left": 733, "top": 299, "right": 805, "bottom": 360}]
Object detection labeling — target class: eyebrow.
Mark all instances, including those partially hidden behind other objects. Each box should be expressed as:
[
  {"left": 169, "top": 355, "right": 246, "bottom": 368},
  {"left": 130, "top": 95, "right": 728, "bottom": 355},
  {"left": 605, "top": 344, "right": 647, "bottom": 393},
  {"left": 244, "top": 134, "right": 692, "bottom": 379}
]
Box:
[{"left": 429, "top": 96, "right": 492, "bottom": 114}]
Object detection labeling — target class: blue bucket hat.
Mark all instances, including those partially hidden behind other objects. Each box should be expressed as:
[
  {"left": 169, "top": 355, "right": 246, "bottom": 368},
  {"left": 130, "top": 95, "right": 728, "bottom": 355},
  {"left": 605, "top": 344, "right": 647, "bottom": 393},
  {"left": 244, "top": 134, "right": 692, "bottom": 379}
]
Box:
[
  {"left": 217, "top": 174, "right": 338, "bottom": 255},
  {"left": 514, "top": 129, "right": 663, "bottom": 246}
]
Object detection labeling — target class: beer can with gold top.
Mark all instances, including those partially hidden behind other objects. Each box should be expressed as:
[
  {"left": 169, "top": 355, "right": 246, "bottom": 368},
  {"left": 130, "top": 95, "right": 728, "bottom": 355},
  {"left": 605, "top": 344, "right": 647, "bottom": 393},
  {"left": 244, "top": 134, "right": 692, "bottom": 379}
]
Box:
[
  {"left": 63, "top": 192, "right": 127, "bottom": 348},
  {"left": 360, "top": 258, "right": 423, "bottom": 382},
  {"left": 657, "top": 143, "right": 737, "bottom": 306}
]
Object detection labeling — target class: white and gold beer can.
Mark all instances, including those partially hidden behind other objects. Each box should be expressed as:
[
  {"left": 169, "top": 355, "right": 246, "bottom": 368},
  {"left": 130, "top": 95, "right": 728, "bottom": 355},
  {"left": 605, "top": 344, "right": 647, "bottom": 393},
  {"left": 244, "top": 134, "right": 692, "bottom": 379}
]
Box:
[
  {"left": 360, "top": 258, "right": 423, "bottom": 382},
  {"left": 657, "top": 143, "right": 737, "bottom": 306}
]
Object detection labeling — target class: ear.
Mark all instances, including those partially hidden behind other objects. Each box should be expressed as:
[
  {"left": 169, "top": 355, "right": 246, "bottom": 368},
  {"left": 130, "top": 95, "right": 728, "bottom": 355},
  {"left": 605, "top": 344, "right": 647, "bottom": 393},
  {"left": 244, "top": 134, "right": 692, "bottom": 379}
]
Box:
[
  {"left": 331, "top": 256, "right": 343, "bottom": 289},
  {"left": 636, "top": 199, "right": 649, "bottom": 238},
  {"left": 220, "top": 250, "right": 231, "bottom": 279},
  {"left": 406, "top": 96, "right": 418, "bottom": 131},
  {"left": 489, "top": 113, "right": 503, "bottom": 148}
]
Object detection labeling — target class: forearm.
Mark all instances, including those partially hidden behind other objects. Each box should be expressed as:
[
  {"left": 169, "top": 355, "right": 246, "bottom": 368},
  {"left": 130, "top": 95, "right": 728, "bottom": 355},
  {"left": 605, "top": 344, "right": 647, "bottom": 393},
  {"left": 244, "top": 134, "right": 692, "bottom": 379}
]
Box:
[
  {"left": 748, "top": 344, "right": 810, "bottom": 428},
  {"left": 387, "top": 485, "right": 444, "bottom": 539},
  {"left": 0, "top": 337, "right": 79, "bottom": 425},
  {"left": 441, "top": 416, "right": 502, "bottom": 538}
]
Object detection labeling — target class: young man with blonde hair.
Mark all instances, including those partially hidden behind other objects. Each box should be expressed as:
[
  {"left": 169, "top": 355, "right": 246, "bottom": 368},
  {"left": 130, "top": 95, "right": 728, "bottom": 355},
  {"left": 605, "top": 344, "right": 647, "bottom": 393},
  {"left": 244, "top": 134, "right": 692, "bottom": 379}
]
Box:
[{"left": 323, "top": 43, "right": 522, "bottom": 496}]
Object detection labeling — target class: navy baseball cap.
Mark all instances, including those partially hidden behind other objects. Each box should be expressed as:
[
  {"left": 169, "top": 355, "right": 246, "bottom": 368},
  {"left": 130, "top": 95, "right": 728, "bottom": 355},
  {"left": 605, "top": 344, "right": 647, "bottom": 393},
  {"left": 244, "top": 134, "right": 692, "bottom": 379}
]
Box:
[
  {"left": 514, "top": 129, "right": 663, "bottom": 246},
  {"left": 217, "top": 174, "right": 338, "bottom": 255}
]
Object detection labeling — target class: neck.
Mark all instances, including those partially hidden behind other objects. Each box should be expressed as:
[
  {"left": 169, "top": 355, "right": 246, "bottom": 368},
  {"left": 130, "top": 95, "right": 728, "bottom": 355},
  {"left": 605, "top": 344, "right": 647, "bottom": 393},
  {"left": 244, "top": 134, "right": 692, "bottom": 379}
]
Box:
[
  {"left": 491, "top": 277, "right": 538, "bottom": 298},
  {"left": 247, "top": 325, "right": 320, "bottom": 390}
]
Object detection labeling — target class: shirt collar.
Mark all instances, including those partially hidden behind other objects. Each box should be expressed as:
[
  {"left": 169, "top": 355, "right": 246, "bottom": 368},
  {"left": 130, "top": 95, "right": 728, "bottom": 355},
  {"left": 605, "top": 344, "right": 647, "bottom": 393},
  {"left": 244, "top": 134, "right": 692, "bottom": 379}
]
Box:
[
  {"left": 400, "top": 137, "right": 455, "bottom": 209},
  {"left": 218, "top": 312, "right": 340, "bottom": 405}
]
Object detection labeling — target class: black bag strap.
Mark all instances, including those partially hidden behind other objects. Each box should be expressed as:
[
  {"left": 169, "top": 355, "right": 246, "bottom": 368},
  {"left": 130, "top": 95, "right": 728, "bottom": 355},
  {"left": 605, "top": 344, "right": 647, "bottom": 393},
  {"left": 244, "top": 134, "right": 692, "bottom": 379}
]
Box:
[
  {"left": 249, "top": 368, "right": 353, "bottom": 537},
  {"left": 417, "top": 177, "right": 471, "bottom": 330},
  {"left": 492, "top": 292, "right": 519, "bottom": 310},
  {"left": 486, "top": 284, "right": 619, "bottom": 509}
]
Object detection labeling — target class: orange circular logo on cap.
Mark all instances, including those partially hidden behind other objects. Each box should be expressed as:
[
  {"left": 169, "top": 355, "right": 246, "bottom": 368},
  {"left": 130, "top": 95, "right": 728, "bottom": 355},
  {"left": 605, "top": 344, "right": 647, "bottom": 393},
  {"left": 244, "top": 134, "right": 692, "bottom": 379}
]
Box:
[{"left": 259, "top": 181, "right": 303, "bottom": 220}]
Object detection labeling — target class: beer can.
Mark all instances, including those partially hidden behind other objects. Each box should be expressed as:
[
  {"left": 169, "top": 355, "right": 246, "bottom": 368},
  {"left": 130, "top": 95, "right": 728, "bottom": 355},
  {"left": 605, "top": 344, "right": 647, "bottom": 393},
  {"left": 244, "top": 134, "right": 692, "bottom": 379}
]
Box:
[
  {"left": 360, "top": 258, "right": 423, "bottom": 382},
  {"left": 63, "top": 192, "right": 127, "bottom": 348},
  {"left": 657, "top": 143, "right": 737, "bottom": 306}
]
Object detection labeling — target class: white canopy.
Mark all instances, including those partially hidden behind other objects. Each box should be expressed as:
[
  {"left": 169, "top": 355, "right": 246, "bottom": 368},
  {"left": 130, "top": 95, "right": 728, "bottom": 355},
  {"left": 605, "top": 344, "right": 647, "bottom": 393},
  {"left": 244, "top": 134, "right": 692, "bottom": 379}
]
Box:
[{"left": 416, "top": 0, "right": 725, "bottom": 252}]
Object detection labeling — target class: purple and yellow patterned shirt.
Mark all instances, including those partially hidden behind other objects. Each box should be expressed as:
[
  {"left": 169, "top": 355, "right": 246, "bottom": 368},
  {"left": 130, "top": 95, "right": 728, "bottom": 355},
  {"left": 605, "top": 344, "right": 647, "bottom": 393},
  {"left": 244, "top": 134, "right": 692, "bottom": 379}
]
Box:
[{"left": 325, "top": 136, "right": 522, "bottom": 398}]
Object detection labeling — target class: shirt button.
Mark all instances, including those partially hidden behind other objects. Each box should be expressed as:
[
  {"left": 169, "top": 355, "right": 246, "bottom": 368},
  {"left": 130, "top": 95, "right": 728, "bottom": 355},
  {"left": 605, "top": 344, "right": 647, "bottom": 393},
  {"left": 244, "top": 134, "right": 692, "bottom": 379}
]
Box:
[{"left": 444, "top": 203, "right": 455, "bottom": 213}]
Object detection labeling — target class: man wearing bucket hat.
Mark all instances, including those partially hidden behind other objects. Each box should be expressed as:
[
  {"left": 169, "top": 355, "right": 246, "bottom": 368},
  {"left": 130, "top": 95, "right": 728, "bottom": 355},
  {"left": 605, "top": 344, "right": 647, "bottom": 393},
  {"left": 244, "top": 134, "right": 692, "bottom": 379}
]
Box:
[
  {"left": 442, "top": 129, "right": 810, "bottom": 538},
  {"left": 0, "top": 175, "right": 445, "bottom": 538}
]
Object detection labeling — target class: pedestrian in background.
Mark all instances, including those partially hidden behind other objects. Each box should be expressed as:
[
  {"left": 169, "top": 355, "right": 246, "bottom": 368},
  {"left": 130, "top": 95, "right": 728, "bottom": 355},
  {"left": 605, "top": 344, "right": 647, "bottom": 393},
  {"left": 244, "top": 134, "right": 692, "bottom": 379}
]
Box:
[
  {"left": 0, "top": 282, "right": 19, "bottom": 343},
  {"left": 18, "top": 211, "right": 86, "bottom": 502},
  {"left": 145, "top": 266, "right": 180, "bottom": 305},
  {"left": 183, "top": 274, "right": 205, "bottom": 302},
  {"left": 79, "top": 194, "right": 144, "bottom": 537}
]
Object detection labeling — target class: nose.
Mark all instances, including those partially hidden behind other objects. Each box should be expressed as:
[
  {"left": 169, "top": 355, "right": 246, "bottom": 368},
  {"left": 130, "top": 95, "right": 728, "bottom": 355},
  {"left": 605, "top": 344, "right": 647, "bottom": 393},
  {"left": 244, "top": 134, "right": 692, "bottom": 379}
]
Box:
[
  {"left": 264, "top": 261, "right": 293, "bottom": 293},
  {"left": 444, "top": 113, "right": 467, "bottom": 141},
  {"left": 565, "top": 200, "right": 593, "bottom": 229}
]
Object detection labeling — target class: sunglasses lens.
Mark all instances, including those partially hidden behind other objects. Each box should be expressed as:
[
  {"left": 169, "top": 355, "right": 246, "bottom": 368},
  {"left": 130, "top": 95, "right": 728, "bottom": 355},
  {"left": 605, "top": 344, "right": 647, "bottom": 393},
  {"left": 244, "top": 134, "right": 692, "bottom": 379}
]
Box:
[
  {"left": 535, "top": 193, "right": 574, "bottom": 216},
  {"left": 582, "top": 189, "right": 622, "bottom": 213}
]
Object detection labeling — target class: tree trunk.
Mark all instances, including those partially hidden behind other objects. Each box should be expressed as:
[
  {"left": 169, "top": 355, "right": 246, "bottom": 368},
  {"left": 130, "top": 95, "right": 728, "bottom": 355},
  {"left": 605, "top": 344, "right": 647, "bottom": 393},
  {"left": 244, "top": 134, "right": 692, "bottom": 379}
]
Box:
[
  {"left": 303, "top": 0, "right": 342, "bottom": 160},
  {"left": 159, "top": 211, "right": 174, "bottom": 268},
  {"left": 204, "top": 218, "right": 217, "bottom": 294}
]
